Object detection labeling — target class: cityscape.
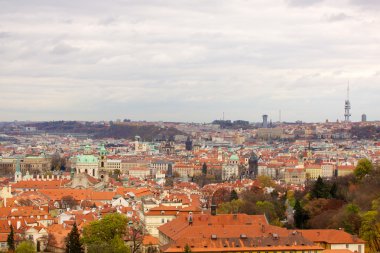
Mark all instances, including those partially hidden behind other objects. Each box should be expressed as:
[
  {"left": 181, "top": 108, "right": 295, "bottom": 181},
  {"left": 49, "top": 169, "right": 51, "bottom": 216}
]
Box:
[{"left": 1, "top": 1, "right": 380, "bottom": 253}]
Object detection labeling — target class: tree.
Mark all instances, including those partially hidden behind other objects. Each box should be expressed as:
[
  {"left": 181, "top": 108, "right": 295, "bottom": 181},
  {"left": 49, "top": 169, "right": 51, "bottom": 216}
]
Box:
[
  {"left": 7, "top": 225, "right": 15, "bottom": 251},
  {"left": 51, "top": 152, "right": 66, "bottom": 171},
  {"left": 257, "top": 175, "right": 275, "bottom": 188},
  {"left": 82, "top": 213, "right": 129, "bottom": 253},
  {"left": 329, "top": 181, "right": 338, "bottom": 198},
  {"left": 113, "top": 169, "right": 121, "bottom": 178},
  {"left": 256, "top": 201, "right": 277, "bottom": 222},
  {"left": 217, "top": 199, "right": 244, "bottom": 214},
  {"left": 310, "top": 176, "right": 330, "bottom": 199},
  {"left": 164, "top": 177, "right": 173, "bottom": 187},
  {"left": 354, "top": 158, "right": 373, "bottom": 181},
  {"left": 62, "top": 195, "right": 77, "bottom": 209},
  {"left": 15, "top": 241, "right": 36, "bottom": 253},
  {"left": 359, "top": 211, "right": 380, "bottom": 253},
  {"left": 184, "top": 244, "right": 191, "bottom": 253},
  {"left": 294, "top": 200, "right": 309, "bottom": 229},
  {"left": 230, "top": 189, "right": 239, "bottom": 201},
  {"left": 129, "top": 225, "right": 144, "bottom": 253},
  {"left": 202, "top": 163, "right": 207, "bottom": 175},
  {"left": 66, "top": 223, "right": 83, "bottom": 253}
]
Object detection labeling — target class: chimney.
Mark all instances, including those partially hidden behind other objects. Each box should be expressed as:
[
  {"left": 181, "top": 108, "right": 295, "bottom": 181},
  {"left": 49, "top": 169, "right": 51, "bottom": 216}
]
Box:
[
  {"left": 16, "top": 220, "right": 21, "bottom": 229},
  {"left": 211, "top": 204, "right": 217, "bottom": 216}
]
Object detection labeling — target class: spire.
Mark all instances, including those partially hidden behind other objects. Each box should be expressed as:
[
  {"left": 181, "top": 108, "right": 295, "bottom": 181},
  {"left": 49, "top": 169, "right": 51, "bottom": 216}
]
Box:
[
  {"left": 15, "top": 158, "right": 22, "bottom": 182},
  {"left": 16, "top": 158, "right": 21, "bottom": 173}
]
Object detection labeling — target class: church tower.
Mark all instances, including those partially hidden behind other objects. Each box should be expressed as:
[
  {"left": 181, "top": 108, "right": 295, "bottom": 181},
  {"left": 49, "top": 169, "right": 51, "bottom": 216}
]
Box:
[
  {"left": 14, "top": 158, "right": 22, "bottom": 182},
  {"left": 98, "top": 144, "right": 109, "bottom": 181}
]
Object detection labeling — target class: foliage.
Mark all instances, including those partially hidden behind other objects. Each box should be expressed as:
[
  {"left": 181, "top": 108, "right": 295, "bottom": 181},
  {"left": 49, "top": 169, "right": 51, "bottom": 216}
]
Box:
[
  {"left": 82, "top": 213, "right": 129, "bottom": 253},
  {"left": 310, "top": 176, "right": 331, "bottom": 199},
  {"left": 294, "top": 199, "right": 309, "bottom": 229},
  {"left": 15, "top": 241, "right": 36, "bottom": 253},
  {"left": 359, "top": 211, "right": 380, "bottom": 253},
  {"left": 51, "top": 152, "right": 66, "bottom": 171},
  {"left": 184, "top": 244, "right": 192, "bottom": 253},
  {"left": 354, "top": 158, "right": 373, "bottom": 181},
  {"left": 257, "top": 175, "right": 275, "bottom": 188},
  {"left": 62, "top": 195, "right": 77, "bottom": 209},
  {"left": 230, "top": 190, "right": 238, "bottom": 201},
  {"left": 256, "top": 201, "right": 277, "bottom": 222},
  {"left": 129, "top": 225, "right": 144, "bottom": 253},
  {"left": 164, "top": 178, "right": 173, "bottom": 187},
  {"left": 286, "top": 190, "right": 296, "bottom": 208},
  {"left": 7, "top": 225, "right": 15, "bottom": 251},
  {"left": 202, "top": 163, "right": 207, "bottom": 175},
  {"left": 217, "top": 199, "right": 244, "bottom": 214},
  {"left": 211, "top": 188, "right": 232, "bottom": 205},
  {"left": 66, "top": 223, "right": 84, "bottom": 253}
]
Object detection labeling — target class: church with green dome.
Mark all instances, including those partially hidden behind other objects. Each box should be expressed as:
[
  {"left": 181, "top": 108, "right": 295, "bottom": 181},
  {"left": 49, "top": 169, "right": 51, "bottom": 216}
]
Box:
[{"left": 75, "top": 145, "right": 99, "bottom": 178}]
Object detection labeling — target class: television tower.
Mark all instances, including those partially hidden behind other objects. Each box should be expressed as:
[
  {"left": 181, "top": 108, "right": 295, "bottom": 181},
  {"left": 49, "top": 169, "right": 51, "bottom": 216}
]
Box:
[{"left": 344, "top": 83, "right": 351, "bottom": 122}]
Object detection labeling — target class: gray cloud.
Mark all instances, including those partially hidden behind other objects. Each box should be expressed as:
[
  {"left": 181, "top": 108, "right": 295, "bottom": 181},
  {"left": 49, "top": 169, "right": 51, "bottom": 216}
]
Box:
[
  {"left": 286, "top": 0, "right": 324, "bottom": 7},
  {"left": 0, "top": 0, "right": 379, "bottom": 122},
  {"left": 324, "top": 13, "right": 352, "bottom": 22}
]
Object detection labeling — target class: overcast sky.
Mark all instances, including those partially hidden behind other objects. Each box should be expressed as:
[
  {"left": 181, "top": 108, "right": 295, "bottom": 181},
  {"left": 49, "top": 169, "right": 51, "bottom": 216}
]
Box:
[{"left": 0, "top": 0, "right": 379, "bottom": 123}]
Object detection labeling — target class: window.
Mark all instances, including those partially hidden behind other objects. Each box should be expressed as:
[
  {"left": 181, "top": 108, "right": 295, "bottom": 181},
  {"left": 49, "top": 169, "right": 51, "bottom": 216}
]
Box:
[
  {"left": 346, "top": 244, "right": 349, "bottom": 249},
  {"left": 161, "top": 219, "right": 165, "bottom": 223}
]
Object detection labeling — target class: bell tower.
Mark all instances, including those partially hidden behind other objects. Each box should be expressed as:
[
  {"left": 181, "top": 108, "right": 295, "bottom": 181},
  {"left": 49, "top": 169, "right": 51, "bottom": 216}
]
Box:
[
  {"left": 14, "top": 158, "right": 22, "bottom": 182},
  {"left": 98, "top": 144, "right": 108, "bottom": 181}
]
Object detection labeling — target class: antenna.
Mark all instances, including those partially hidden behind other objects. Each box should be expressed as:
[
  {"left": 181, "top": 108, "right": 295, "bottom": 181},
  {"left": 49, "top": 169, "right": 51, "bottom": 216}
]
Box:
[
  {"left": 279, "top": 110, "right": 281, "bottom": 123},
  {"left": 344, "top": 82, "right": 351, "bottom": 123},
  {"left": 223, "top": 112, "right": 225, "bottom": 121}
]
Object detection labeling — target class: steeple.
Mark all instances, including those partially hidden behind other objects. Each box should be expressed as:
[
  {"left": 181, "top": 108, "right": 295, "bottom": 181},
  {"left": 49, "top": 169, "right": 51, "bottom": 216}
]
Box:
[{"left": 15, "top": 158, "right": 22, "bottom": 182}]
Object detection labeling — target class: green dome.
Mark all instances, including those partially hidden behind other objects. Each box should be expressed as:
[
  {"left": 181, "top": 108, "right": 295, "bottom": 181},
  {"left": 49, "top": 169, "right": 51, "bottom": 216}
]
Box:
[
  {"left": 77, "top": 154, "right": 98, "bottom": 164},
  {"left": 230, "top": 154, "right": 239, "bottom": 161}
]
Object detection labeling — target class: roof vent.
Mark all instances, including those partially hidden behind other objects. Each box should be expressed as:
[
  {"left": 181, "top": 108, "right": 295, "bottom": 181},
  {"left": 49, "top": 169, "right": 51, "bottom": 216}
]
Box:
[
  {"left": 273, "top": 233, "right": 279, "bottom": 239},
  {"left": 211, "top": 234, "right": 217, "bottom": 240},
  {"left": 240, "top": 234, "right": 247, "bottom": 239}
]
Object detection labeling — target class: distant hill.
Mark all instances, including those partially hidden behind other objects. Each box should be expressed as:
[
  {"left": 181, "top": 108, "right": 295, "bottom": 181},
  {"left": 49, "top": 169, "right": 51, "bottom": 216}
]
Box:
[
  {"left": 24, "top": 121, "right": 185, "bottom": 141},
  {"left": 95, "top": 124, "right": 184, "bottom": 141}
]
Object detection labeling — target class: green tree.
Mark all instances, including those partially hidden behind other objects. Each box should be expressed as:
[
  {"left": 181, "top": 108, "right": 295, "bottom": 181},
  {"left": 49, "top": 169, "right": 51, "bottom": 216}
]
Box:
[
  {"left": 7, "top": 225, "right": 15, "bottom": 251},
  {"left": 354, "top": 158, "right": 373, "bottom": 181},
  {"left": 15, "top": 241, "right": 36, "bottom": 253},
  {"left": 294, "top": 200, "right": 309, "bottom": 228},
  {"left": 287, "top": 190, "right": 296, "bottom": 207},
  {"left": 257, "top": 175, "right": 275, "bottom": 188},
  {"left": 184, "top": 244, "right": 191, "bottom": 253},
  {"left": 202, "top": 162, "right": 207, "bottom": 175},
  {"left": 82, "top": 213, "right": 129, "bottom": 253},
  {"left": 330, "top": 181, "right": 338, "bottom": 198},
  {"left": 217, "top": 199, "right": 244, "bottom": 214},
  {"left": 256, "top": 201, "right": 277, "bottom": 222},
  {"left": 66, "top": 223, "right": 83, "bottom": 253},
  {"left": 310, "top": 176, "right": 330, "bottom": 199},
  {"left": 230, "top": 189, "right": 239, "bottom": 201},
  {"left": 359, "top": 211, "right": 380, "bottom": 253},
  {"left": 342, "top": 204, "right": 362, "bottom": 235}
]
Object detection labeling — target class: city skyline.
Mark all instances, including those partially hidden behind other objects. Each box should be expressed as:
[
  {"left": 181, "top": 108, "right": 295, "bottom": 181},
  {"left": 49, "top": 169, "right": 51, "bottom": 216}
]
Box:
[{"left": 1, "top": 0, "right": 380, "bottom": 122}]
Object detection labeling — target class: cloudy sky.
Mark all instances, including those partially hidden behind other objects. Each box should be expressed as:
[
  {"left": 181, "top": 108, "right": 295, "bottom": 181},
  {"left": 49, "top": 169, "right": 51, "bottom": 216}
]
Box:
[{"left": 0, "top": 0, "right": 379, "bottom": 123}]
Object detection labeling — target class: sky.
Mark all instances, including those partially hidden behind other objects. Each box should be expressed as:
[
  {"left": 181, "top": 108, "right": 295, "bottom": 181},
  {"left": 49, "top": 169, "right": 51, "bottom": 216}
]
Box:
[{"left": 0, "top": 0, "right": 380, "bottom": 123}]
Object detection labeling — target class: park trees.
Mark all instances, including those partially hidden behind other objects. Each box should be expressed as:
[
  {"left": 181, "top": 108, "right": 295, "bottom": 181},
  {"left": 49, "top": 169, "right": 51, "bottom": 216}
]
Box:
[
  {"left": 66, "top": 222, "right": 83, "bottom": 253},
  {"left": 81, "top": 213, "right": 130, "bottom": 253}
]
